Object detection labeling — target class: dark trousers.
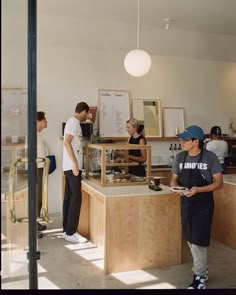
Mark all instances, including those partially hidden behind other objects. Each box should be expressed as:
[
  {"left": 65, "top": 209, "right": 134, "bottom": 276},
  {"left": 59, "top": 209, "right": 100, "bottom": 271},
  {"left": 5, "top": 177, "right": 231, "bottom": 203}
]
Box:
[
  {"left": 63, "top": 170, "right": 82, "bottom": 235},
  {"left": 37, "top": 168, "right": 44, "bottom": 217}
]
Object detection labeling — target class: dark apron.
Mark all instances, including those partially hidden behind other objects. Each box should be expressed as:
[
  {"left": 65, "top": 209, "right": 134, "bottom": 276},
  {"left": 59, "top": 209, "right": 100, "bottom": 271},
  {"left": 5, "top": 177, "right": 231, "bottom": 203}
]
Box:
[
  {"left": 178, "top": 151, "right": 214, "bottom": 246},
  {"left": 128, "top": 136, "right": 146, "bottom": 177}
]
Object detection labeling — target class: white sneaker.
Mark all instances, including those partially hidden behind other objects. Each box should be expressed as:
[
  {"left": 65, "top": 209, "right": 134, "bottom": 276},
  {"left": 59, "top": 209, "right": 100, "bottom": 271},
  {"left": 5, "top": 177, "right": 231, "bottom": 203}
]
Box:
[
  {"left": 62, "top": 232, "right": 66, "bottom": 239},
  {"left": 65, "top": 232, "right": 88, "bottom": 243},
  {"left": 78, "top": 234, "right": 88, "bottom": 243},
  {"left": 65, "top": 232, "right": 80, "bottom": 243}
]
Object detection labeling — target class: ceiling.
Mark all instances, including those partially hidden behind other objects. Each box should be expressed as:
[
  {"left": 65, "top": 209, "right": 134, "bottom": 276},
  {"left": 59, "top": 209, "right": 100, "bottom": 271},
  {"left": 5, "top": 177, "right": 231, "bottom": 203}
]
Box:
[
  {"left": 6, "top": 0, "right": 235, "bottom": 61},
  {"left": 37, "top": 0, "right": 236, "bottom": 36}
]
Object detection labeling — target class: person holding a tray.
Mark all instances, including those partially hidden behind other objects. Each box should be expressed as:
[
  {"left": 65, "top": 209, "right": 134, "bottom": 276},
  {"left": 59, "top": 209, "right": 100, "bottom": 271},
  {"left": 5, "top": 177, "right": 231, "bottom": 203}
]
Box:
[{"left": 170, "top": 125, "right": 223, "bottom": 289}]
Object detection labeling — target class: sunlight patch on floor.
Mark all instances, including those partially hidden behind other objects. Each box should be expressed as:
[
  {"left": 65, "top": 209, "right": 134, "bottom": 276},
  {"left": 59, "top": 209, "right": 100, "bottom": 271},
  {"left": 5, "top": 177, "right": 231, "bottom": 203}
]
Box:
[
  {"left": 2, "top": 250, "right": 29, "bottom": 279},
  {"left": 43, "top": 228, "right": 64, "bottom": 239},
  {"left": 111, "top": 270, "right": 158, "bottom": 285},
  {"left": 74, "top": 247, "right": 103, "bottom": 261},
  {"left": 1, "top": 243, "right": 18, "bottom": 249},
  {"left": 2, "top": 250, "right": 47, "bottom": 280},
  {"left": 43, "top": 228, "right": 63, "bottom": 234},
  {"left": 65, "top": 241, "right": 96, "bottom": 251},
  {"left": 38, "top": 276, "right": 60, "bottom": 289},
  {"left": 2, "top": 276, "right": 60, "bottom": 289},
  {"left": 64, "top": 241, "right": 105, "bottom": 269},
  {"left": 2, "top": 279, "right": 29, "bottom": 289},
  {"left": 91, "top": 258, "right": 104, "bottom": 270},
  {"left": 137, "top": 282, "right": 176, "bottom": 289}
]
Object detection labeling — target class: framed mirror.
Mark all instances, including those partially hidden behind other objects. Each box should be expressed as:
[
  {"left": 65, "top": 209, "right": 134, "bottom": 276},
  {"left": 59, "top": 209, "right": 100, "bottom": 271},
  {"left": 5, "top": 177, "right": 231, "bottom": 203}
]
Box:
[{"left": 132, "top": 99, "right": 162, "bottom": 137}]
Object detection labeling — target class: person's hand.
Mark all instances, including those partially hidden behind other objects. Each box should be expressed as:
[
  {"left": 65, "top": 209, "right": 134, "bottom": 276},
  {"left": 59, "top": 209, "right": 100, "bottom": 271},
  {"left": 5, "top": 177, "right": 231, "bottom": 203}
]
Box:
[
  {"left": 72, "top": 163, "right": 79, "bottom": 176},
  {"left": 184, "top": 186, "right": 199, "bottom": 197}
]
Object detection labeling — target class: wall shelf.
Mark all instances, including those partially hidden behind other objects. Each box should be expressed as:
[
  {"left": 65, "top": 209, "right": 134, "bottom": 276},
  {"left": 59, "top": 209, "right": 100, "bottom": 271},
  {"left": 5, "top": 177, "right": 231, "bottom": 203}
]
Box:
[{"left": 101, "top": 137, "right": 179, "bottom": 142}]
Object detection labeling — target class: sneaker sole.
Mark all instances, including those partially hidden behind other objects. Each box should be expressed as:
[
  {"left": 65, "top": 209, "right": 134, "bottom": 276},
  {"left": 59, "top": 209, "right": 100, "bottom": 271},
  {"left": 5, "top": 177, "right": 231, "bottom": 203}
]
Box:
[{"left": 65, "top": 237, "right": 80, "bottom": 243}]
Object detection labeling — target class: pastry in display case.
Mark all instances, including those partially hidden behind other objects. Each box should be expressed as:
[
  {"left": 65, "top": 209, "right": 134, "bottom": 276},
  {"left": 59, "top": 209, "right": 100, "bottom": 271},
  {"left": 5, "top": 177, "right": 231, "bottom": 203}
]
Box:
[{"left": 85, "top": 143, "right": 151, "bottom": 186}]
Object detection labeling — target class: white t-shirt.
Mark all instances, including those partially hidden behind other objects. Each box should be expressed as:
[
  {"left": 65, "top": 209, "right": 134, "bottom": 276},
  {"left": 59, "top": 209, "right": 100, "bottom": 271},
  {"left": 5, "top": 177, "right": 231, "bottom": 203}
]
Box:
[
  {"left": 63, "top": 116, "right": 84, "bottom": 171},
  {"left": 37, "top": 131, "right": 48, "bottom": 168},
  {"left": 206, "top": 140, "right": 228, "bottom": 164}
]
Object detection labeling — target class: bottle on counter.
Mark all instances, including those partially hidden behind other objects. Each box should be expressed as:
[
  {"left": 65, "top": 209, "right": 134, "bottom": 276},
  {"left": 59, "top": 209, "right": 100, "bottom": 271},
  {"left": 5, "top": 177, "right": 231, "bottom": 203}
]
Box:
[
  {"left": 175, "top": 126, "right": 179, "bottom": 135},
  {"left": 169, "top": 155, "right": 174, "bottom": 167}
]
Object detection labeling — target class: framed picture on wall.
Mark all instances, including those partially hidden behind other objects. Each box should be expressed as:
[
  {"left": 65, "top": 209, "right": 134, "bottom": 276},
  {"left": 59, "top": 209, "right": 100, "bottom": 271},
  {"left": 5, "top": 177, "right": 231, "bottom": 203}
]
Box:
[
  {"left": 162, "top": 107, "right": 185, "bottom": 137},
  {"left": 98, "top": 89, "right": 130, "bottom": 137},
  {"left": 132, "top": 99, "right": 162, "bottom": 137}
]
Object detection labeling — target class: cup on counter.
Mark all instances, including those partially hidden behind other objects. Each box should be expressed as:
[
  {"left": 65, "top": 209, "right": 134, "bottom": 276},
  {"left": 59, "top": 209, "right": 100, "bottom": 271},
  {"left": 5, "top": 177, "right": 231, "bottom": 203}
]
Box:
[{"left": 149, "top": 176, "right": 164, "bottom": 187}]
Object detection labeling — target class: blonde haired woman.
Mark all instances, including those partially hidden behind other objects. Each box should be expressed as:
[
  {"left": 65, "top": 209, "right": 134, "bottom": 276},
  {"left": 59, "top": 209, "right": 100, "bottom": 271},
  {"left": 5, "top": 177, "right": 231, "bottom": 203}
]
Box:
[{"left": 126, "top": 118, "right": 147, "bottom": 176}]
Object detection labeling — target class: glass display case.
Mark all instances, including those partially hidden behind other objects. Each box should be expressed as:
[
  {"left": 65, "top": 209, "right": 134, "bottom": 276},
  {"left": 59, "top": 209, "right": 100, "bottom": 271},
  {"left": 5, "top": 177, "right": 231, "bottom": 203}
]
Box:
[{"left": 85, "top": 143, "right": 151, "bottom": 186}]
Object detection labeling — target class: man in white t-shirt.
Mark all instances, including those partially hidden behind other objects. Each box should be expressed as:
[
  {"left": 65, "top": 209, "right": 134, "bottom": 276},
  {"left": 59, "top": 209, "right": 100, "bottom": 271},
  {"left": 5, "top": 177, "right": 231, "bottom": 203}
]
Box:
[
  {"left": 63, "top": 102, "right": 90, "bottom": 243},
  {"left": 37, "top": 111, "right": 49, "bottom": 238},
  {"left": 206, "top": 126, "right": 228, "bottom": 173}
]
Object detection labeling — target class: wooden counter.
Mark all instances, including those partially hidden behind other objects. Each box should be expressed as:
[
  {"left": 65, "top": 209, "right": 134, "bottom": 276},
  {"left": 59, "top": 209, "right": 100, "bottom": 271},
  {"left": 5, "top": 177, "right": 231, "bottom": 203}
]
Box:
[
  {"left": 79, "top": 179, "right": 182, "bottom": 274},
  {"left": 211, "top": 174, "right": 236, "bottom": 249}
]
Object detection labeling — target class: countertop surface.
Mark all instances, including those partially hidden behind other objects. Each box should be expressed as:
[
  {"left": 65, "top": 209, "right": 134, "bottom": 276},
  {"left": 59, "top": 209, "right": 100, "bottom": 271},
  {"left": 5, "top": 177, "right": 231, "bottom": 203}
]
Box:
[
  {"left": 223, "top": 174, "right": 236, "bottom": 185},
  {"left": 81, "top": 174, "right": 236, "bottom": 197},
  {"left": 82, "top": 178, "right": 173, "bottom": 198}
]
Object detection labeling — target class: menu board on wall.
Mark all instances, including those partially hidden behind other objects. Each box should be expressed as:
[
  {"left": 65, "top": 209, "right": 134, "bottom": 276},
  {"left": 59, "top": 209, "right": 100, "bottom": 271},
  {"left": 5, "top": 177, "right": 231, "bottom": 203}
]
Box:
[{"left": 98, "top": 89, "right": 130, "bottom": 137}]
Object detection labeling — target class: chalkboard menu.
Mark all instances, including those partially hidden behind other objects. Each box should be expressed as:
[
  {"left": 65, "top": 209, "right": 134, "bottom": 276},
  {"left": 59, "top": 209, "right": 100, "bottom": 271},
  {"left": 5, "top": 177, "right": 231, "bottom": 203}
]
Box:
[{"left": 98, "top": 89, "right": 130, "bottom": 137}]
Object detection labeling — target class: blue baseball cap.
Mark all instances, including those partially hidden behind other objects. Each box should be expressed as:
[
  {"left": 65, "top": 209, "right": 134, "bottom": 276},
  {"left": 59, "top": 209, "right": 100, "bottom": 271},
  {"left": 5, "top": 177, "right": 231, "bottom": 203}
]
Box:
[{"left": 177, "top": 125, "right": 205, "bottom": 140}]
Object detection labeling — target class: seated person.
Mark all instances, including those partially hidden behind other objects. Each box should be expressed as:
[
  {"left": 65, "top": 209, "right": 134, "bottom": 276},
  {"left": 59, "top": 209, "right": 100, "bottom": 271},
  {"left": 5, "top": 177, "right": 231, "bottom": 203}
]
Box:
[
  {"left": 126, "top": 118, "right": 147, "bottom": 177},
  {"left": 206, "top": 126, "right": 228, "bottom": 173}
]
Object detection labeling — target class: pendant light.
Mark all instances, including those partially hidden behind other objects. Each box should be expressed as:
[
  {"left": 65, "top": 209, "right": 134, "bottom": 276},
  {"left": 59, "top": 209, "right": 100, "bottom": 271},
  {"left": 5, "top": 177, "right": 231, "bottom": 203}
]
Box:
[{"left": 124, "top": 0, "right": 151, "bottom": 77}]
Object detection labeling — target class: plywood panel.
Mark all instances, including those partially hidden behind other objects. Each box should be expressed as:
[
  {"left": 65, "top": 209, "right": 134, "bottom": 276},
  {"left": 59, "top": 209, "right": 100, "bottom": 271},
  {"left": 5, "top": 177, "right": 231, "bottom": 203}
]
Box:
[
  {"left": 104, "top": 193, "right": 181, "bottom": 273},
  {"left": 211, "top": 183, "right": 236, "bottom": 249},
  {"left": 78, "top": 191, "right": 90, "bottom": 238},
  {"left": 105, "top": 197, "right": 140, "bottom": 273},
  {"left": 89, "top": 193, "right": 105, "bottom": 250}
]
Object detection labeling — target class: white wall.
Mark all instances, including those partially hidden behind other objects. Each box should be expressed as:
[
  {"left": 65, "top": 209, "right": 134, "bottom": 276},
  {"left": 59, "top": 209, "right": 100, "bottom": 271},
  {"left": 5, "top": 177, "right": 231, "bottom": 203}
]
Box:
[
  {"left": 37, "top": 48, "right": 236, "bottom": 214},
  {"left": 2, "top": 1, "right": 236, "bottom": 213}
]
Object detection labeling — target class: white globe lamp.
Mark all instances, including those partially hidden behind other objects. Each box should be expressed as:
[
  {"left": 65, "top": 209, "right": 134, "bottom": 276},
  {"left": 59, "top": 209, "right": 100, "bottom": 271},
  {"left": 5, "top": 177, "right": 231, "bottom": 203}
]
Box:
[
  {"left": 124, "top": 0, "right": 152, "bottom": 77},
  {"left": 124, "top": 49, "right": 152, "bottom": 77}
]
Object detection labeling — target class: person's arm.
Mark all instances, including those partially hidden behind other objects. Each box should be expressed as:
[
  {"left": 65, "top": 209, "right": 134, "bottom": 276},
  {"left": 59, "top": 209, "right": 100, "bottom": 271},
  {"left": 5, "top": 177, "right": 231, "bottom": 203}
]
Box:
[
  {"left": 170, "top": 173, "right": 179, "bottom": 187},
  {"left": 184, "top": 172, "right": 223, "bottom": 198},
  {"left": 37, "top": 133, "right": 46, "bottom": 158},
  {"left": 128, "top": 138, "right": 147, "bottom": 163},
  {"left": 64, "top": 134, "right": 79, "bottom": 176},
  {"left": 224, "top": 141, "right": 229, "bottom": 158}
]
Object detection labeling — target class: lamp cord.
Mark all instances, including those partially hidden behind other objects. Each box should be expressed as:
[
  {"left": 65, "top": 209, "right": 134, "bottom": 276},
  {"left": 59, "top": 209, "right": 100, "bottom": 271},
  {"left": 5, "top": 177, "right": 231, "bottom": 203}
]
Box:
[{"left": 137, "top": 0, "right": 140, "bottom": 49}]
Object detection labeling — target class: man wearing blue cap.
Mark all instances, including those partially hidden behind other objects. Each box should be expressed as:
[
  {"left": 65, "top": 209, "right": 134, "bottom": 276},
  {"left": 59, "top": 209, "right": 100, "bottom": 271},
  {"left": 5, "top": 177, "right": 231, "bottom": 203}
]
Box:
[{"left": 170, "top": 125, "right": 223, "bottom": 289}]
